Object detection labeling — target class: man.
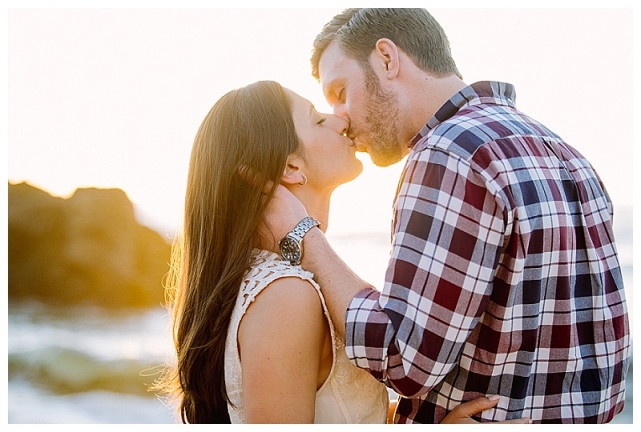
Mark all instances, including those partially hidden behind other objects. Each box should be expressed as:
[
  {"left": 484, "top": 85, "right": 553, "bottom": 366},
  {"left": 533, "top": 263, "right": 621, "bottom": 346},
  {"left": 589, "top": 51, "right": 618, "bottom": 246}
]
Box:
[{"left": 264, "top": 8, "right": 630, "bottom": 423}]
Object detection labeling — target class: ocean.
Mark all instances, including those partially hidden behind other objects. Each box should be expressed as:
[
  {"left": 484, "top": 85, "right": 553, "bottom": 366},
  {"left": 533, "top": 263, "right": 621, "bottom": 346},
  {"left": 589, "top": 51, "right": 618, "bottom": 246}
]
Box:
[{"left": 7, "top": 206, "right": 633, "bottom": 424}]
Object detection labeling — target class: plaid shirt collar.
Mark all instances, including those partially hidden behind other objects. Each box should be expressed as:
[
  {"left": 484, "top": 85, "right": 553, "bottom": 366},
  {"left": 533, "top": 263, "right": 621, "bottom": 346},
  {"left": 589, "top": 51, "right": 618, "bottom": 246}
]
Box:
[{"left": 408, "top": 81, "right": 517, "bottom": 149}]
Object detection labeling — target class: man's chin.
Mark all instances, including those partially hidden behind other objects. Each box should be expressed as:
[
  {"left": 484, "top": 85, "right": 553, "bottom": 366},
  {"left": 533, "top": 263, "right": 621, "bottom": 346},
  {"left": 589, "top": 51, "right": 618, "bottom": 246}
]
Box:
[
  {"left": 354, "top": 139, "right": 404, "bottom": 167},
  {"left": 369, "top": 150, "right": 405, "bottom": 168},
  {"left": 353, "top": 143, "right": 368, "bottom": 153}
]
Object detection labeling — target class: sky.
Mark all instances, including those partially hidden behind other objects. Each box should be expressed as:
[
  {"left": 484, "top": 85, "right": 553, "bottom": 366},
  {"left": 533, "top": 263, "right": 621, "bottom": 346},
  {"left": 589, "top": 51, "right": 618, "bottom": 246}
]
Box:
[{"left": 7, "top": 4, "right": 636, "bottom": 241}]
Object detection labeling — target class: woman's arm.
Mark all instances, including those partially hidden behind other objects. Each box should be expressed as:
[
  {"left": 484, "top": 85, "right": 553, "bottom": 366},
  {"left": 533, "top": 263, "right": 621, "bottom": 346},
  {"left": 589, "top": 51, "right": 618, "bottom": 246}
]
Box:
[{"left": 238, "top": 276, "right": 327, "bottom": 423}]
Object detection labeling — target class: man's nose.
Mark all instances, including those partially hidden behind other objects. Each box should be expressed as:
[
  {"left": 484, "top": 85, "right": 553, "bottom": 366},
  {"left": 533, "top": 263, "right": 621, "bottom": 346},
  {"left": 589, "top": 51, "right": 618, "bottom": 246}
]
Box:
[
  {"left": 337, "top": 116, "right": 349, "bottom": 135},
  {"left": 332, "top": 104, "right": 350, "bottom": 124},
  {"left": 327, "top": 113, "right": 349, "bottom": 135}
]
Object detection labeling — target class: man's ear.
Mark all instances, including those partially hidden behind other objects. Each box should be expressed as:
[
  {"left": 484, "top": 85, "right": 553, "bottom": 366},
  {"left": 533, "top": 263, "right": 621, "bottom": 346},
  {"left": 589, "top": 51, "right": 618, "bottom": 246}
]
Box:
[
  {"left": 373, "top": 38, "right": 400, "bottom": 79},
  {"left": 281, "top": 157, "right": 306, "bottom": 186}
]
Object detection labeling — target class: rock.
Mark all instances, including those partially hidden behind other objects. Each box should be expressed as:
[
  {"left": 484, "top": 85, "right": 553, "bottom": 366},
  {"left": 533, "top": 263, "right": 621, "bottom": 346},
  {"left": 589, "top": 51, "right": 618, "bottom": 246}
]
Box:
[{"left": 8, "top": 182, "right": 172, "bottom": 308}]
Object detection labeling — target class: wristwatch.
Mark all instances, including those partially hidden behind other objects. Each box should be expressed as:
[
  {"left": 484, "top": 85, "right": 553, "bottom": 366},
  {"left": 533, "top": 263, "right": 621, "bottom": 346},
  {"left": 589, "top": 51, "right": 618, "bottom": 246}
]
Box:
[{"left": 278, "top": 216, "right": 321, "bottom": 266}]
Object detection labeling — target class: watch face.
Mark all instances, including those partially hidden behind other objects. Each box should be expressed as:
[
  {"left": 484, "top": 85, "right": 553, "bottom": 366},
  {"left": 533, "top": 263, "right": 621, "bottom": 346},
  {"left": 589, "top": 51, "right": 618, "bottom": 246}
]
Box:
[{"left": 279, "top": 236, "right": 301, "bottom": 264}]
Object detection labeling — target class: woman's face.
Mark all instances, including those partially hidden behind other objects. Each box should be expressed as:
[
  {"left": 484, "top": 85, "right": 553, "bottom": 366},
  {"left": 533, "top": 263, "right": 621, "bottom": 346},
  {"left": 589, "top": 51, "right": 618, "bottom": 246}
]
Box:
[{"left": 287, "top": 89, "right": 363, "bottom": 192}]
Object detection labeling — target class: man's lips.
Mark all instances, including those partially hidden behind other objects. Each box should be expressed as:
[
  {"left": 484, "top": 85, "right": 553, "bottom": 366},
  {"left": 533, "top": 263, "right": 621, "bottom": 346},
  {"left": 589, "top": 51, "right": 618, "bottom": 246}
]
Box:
[
  {"left": 351, "top": 138, "right": 366, "bottom": 152},
  {"left": 346, "top": 130, "right": 366, "bottom": 152}
]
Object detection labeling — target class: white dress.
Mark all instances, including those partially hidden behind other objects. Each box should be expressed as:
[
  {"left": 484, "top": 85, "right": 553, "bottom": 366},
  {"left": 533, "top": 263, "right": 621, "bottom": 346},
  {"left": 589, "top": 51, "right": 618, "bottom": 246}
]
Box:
[{"left": 224, "top": 249, "right": 389, "bottom": 423}]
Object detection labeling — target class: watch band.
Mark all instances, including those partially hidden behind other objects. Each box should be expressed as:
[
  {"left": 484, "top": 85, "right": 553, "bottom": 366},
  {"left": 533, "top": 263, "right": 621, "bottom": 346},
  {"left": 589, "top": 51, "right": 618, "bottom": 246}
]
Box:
[
  {"left": 288, "top": 216, "right": 321, "bottom": 241},
  {"left": 278, "top": 216, "right": 321, "bottom": 266}
]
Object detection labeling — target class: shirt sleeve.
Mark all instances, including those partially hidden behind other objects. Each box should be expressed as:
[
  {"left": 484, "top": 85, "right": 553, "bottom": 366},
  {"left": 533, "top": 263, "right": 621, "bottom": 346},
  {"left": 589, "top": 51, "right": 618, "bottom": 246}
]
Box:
[{"left": 344, "top": 146, "right": 507, "bottom": 398}]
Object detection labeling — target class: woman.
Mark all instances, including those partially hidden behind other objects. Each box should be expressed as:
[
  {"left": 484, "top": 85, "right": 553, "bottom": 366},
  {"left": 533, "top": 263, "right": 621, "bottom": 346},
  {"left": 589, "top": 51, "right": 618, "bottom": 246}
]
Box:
[{"left": 159, "top": 81, "right": 526, "bottom": 424}]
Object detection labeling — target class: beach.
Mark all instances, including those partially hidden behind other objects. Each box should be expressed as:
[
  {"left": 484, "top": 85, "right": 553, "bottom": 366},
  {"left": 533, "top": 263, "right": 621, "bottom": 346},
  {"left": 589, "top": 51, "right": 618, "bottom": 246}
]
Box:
[{"left": 7, "top": 205, "right": 634, "bottom": 424}]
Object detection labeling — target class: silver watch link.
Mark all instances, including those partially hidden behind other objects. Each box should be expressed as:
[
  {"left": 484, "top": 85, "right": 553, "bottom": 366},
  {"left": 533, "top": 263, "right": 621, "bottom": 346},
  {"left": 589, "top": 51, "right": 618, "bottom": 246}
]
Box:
[{"left": 278, "top": 216, "right": 321, "bottom": 265}]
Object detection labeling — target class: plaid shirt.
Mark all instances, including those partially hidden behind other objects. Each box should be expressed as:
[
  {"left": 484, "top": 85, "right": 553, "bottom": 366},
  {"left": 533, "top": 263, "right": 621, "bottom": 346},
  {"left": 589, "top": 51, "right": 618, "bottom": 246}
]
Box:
[{"left": 345, "top": 81, "right": 630, "bottom": 424}]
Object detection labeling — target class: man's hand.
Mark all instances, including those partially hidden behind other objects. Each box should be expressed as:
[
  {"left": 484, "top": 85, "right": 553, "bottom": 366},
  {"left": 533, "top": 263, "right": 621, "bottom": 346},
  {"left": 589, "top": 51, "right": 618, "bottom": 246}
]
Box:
[
  {"left": 440, "top": 396, "right": 531, "bottom": 424},
  {"left": 263, "top": 183, "right": 308, "bottom": 242},
  {"left": 239, "top": 167, "right": 308, "bottom": 250}
]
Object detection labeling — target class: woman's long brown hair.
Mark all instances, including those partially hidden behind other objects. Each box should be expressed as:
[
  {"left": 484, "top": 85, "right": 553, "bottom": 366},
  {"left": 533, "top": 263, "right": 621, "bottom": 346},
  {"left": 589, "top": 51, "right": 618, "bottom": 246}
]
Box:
[{"left": 157, "top": 81, "right": 300, "bottom": 423}]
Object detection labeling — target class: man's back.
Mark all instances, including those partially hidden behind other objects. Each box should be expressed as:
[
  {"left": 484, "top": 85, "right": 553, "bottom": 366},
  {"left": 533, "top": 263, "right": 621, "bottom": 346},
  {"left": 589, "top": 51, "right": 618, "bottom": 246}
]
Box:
[{"left": 376, "top": 81, "right": 631, "bottom": 423}]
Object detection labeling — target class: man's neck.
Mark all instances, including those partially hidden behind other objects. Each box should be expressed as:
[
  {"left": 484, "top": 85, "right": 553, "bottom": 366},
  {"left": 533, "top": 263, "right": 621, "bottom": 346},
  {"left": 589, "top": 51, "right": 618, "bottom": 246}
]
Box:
[{"left": 400, "top": 73, "right": 467, "bottom": 143}]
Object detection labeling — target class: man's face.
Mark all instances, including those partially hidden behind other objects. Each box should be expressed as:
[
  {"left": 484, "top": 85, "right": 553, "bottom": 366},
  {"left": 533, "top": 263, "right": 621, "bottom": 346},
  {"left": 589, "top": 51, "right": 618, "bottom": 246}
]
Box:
[{"left": 319, "top": 41, "right": 405, "bottom": 167}]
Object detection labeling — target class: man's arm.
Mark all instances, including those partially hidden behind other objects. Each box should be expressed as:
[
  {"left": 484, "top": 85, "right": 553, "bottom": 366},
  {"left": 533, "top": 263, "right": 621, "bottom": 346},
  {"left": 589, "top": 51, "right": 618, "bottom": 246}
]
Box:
[
  {"left": 343, "top": 147, "right": 506, "bottom": 397},
  {"left": 299, "top": 227, "right": 371, "bottom": 336}
]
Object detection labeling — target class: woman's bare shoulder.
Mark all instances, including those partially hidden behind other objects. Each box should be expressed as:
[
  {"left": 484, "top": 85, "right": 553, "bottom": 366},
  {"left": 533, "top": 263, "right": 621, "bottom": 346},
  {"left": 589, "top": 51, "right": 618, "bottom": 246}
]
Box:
[
  {"left": 238, "top": 275, "right": 325, "bottom": 347},
  {"left": 246, "top": 276, "right": 323, "bottom": 317},
  {"left": 238, "top": 276, "right": 327, "bottom": 423}
]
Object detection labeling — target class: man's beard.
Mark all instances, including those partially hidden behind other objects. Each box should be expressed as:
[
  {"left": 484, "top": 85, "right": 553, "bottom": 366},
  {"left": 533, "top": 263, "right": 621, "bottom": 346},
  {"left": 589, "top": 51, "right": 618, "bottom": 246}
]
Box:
[{"left": 360, "top": 65, "right": 404, "bottom": 167}]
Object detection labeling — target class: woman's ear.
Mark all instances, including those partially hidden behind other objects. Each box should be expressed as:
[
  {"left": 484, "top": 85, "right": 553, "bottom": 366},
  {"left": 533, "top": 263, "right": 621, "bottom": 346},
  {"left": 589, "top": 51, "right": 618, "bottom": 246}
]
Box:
[{"left": 280, "top": 156, "right": 306, "bottom": 186}]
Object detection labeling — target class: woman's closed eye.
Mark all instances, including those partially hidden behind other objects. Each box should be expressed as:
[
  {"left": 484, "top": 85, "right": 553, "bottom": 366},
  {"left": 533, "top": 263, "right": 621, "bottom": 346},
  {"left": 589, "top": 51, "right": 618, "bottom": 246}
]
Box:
[{"left": 316, "top": 117, "right": 326, "bottom": 125}]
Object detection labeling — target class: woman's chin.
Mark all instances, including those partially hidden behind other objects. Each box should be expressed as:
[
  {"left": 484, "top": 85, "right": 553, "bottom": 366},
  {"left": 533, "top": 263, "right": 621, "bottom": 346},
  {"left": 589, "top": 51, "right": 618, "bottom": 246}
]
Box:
[{"left": 344, "top": 161, "right": 364, "bottom": 185}]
